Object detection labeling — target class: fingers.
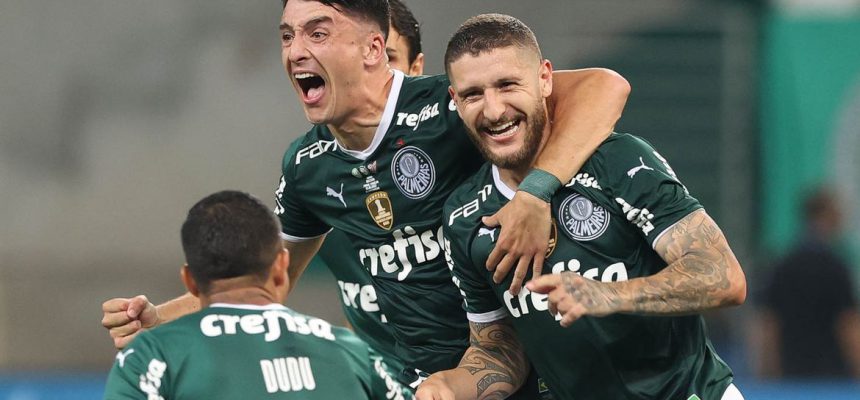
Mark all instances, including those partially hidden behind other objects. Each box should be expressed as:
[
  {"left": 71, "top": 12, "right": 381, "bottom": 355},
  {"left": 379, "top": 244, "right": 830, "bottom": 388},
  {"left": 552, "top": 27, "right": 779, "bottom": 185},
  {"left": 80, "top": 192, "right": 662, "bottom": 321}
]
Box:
[
  {"left": 525, "top": 274, "right": 560, "bottom": 294},
  {"left": 126, "top": 295, "right": 150, "bottom": 319},
  {"left": 112, "top": 329, "right": 142, "bottom": 350},
  {"left": 481, "top": 214, "right": 500, "bottom": 228},
  {"left": 491, "top": 253, "right": 515, "bottom": 284},
  {"left": 507, "top": 256, "right": 532, "bottom": 295},
  {"left": 102, "top": 298, "right": 133, "bottom": 329},
  {"left": 486, "top": 244, "right": 504, "bottom": 272},
  {"left": 532, "top": 252, "right": 545, "bottom": 278}
]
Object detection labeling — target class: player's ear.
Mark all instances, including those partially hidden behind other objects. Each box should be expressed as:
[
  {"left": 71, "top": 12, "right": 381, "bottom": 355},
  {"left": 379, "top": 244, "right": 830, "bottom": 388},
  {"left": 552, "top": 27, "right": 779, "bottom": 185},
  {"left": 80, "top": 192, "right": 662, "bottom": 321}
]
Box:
[
  {"left": 409, "top": 53, "right": 425, "bottom": 76},
  {"left": 272, "top": 248, "right": 290, "bottom": 291},
  {"left": 539, "top": 59, "right": 553, "bottom": 98},
  {"left": 364, "top": 31, "right": 386, "bottom": 67},
  {"left": 180, "top": 264, "right": 200, "bottom": 298}
]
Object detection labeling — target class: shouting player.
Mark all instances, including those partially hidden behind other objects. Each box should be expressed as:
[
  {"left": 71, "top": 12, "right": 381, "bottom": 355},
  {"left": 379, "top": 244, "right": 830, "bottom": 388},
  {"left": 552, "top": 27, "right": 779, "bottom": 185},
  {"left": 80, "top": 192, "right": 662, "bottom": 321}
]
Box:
[{"left": 418, "top": 14, "right": 747, "bottom": 400}]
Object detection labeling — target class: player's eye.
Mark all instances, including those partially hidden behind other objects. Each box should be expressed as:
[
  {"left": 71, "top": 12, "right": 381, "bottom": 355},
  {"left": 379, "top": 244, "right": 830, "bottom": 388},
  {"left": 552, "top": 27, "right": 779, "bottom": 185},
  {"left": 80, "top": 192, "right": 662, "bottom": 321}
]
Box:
[
  {"left": 309, "top": 31, "right": 327, "bottom": 41},
  {"left": 281, "top": 32, "right": 294, "bottom": 45}
]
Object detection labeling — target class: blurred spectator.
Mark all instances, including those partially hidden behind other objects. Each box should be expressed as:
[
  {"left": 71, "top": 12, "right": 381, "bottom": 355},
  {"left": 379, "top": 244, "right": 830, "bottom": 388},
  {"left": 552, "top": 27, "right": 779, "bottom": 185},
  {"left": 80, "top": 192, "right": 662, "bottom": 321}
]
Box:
[{"left": 756, "top": 186, "right": 860, "bottom": 379}]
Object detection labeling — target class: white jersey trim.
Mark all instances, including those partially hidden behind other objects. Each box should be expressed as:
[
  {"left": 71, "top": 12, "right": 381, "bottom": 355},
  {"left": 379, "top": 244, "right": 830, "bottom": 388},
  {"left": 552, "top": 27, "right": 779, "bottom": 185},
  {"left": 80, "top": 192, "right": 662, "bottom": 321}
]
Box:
[
  {"left": 492, "top": 165, "right": 517, "bottom": 200},
  {"left": 466, "top": 307, "right": 508, "bottom": 323},
  {"left": 209, "top": 303, "right": 289, "bottom": 311},
  {"left": 649, "top": 209, "right": 700, "bottom": 249},
  {"left": 280, "top": 228, "right": 332, "bottom": 243},
  {"left": 337, "top": 69, "right": 404, "bottom": 161},
  {"left": 721, "top": 384, "right": 744, "bottom": 400}
]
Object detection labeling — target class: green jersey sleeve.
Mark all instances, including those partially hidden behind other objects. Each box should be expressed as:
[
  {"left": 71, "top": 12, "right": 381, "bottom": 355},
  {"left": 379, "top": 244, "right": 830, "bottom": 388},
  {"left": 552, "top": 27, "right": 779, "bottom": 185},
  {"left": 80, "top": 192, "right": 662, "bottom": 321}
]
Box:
[
  {"left": 275, "top": 138, "right": 331, "bottom": 239},
  {"left": 103, "top": 333, "right": 171, "bottom": 400},
  {"left": 442, "top": 204, "right": 506, "bottom": 322},
  {"left": 595, "top": 133, "right": 703, "bottom": 247}
]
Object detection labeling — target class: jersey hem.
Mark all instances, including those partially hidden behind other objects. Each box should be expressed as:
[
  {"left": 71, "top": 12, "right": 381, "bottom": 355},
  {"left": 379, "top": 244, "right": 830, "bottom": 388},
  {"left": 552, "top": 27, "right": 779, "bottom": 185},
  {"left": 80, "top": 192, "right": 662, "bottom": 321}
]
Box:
[
  {"left": 466, "top": 308, "right": 508, "bottom": 323},
  {"left": 280, "top": 228, "right": 332, "bottom": 242}
]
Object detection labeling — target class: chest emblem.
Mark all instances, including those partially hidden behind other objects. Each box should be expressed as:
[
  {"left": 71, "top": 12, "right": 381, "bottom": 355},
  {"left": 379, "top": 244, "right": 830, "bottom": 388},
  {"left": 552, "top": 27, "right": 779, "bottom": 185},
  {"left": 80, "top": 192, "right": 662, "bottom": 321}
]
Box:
[
  {"left": 391, "top": 146, "right": 435, "bottom": 199},
  {"left": 559, "top": 194, "right": 610, "bottom": 241},
  {"left": 366, "top": 191, "right": 394, "bottom": 230}
]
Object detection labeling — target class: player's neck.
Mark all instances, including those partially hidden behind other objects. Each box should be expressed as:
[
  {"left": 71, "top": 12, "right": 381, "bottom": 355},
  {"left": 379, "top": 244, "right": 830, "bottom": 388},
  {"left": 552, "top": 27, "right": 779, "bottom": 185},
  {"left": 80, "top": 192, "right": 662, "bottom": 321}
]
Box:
[
  {"left": 327, "top": 69, "right": 395, "bottom": 151},
  {"left": 200, "top": 282, "right": 281, "bottom": 308}
]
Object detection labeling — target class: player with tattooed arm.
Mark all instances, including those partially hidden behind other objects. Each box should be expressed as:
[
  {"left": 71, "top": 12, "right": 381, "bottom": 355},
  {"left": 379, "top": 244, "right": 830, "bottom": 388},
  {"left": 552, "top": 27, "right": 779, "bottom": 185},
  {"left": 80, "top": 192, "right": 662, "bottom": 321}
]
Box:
[{"left": 417, "top": 14, "right": 746, "bottom": 400}]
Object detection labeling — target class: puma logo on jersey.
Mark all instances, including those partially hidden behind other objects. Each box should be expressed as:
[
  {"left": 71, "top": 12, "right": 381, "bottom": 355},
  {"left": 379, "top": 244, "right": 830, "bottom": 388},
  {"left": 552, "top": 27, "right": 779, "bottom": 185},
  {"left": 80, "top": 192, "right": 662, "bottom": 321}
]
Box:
[
  {"left": 326, "top": 183, "right": 346, "bottom": 207},
  {"left": 478, "top": 227, "right": 496, "bottom": 242},
  {"left": 626, "top": 157, "right": 654, "bottom": 178},
  {"left": 115, "top": 348, "right": 135, "bottom": 368},
  {"left": 396, "top": 102, "right": 440, "bottom": 130}
]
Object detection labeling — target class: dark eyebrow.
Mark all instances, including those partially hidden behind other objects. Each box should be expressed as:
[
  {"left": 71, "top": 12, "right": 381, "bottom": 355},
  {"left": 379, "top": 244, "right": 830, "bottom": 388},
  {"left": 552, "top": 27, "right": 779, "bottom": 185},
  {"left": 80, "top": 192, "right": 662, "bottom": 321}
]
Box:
[{"left": 281, "top": 16, "right": 332, "bottom": 32}]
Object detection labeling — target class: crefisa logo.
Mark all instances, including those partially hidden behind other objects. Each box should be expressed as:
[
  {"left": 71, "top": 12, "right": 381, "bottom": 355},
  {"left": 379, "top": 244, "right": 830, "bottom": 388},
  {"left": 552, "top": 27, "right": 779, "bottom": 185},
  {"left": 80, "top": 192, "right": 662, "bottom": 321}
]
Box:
[
  {"left": 391, "top": 146, "right": 435, "bottom": 199},
  {"left": 559, "top": 194, "right": 610, "bottom": 241}
]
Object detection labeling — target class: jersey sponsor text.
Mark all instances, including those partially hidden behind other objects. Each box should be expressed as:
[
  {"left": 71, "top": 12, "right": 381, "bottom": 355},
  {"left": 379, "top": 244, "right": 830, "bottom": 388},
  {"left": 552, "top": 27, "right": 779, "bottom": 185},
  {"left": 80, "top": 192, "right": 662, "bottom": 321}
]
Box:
[
  {"left": 200, "top": 310, "right": 335, "bottom": 342},
  {"left": 359, "top": 226, "right": 442, "bottom": 281}
]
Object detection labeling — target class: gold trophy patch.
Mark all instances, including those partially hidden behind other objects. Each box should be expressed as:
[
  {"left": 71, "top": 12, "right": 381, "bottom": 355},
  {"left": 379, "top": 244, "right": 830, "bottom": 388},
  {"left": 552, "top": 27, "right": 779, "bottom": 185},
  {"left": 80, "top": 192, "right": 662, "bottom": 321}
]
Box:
[{"left": 365, "top": 191, "right": 394, "bottom": 230}]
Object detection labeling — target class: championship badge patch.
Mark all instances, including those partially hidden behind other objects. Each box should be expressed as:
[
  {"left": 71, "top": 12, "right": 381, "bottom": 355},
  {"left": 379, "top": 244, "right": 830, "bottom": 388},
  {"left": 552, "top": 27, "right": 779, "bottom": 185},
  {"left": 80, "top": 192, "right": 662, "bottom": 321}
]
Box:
[
  {"left": 391, "top": 146, "right": 435, "bottom": 199},
  {"left": 366, "top": 191, "right": 394, "bottom": 230},
  {"left": 559, "top": 193, "right": 610, "bottom": 241}
]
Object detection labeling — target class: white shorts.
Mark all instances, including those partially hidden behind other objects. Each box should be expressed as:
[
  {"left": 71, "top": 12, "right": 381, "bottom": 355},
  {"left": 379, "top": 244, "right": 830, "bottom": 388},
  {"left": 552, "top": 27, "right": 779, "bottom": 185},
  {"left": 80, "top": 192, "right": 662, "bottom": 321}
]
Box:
[{"left": 721, "top": 383, "right": 744, "bottom": 400}]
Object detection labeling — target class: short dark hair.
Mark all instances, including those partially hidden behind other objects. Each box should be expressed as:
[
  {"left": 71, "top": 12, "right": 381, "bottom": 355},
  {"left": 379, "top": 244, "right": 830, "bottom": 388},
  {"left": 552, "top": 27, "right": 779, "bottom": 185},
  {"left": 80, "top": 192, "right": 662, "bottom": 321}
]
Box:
[
  {"left": 444, "top": 13, "right": 541, "bottom": 75},
  {"left": 281, "top": 0, "right": 390, "bottom": 41},
  {"left": 388, "top": 0, "right": 422, "bottom": 64},
  {"left": 181, "top": 191, "right": 282, "bottom": 293}
]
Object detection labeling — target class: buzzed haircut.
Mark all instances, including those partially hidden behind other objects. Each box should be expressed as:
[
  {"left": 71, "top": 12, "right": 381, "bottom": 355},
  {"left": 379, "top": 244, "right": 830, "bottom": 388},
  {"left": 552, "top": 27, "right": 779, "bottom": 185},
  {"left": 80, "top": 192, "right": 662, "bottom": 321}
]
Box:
[
  {"left": 389, "top": 0, "right": 422, "bottom": 64},
  {"left": 181, "top": 190, "right": 283, "bottom": 293},
  {"left": 282, "top": 0, "right": 391, "bottom": 41},
  {"left": 444, "top": 13, "right": 541, "bottom": 74}
]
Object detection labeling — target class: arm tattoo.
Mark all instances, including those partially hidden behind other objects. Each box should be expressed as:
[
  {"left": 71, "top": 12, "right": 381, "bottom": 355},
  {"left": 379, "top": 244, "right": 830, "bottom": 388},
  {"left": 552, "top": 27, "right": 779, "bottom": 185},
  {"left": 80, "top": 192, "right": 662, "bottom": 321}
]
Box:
[
  {"left": 456, "top": 319, "right": 528, "bottom": 399},
  {"left": 629, "top": 210, "right": 740, "bottom": 314}
]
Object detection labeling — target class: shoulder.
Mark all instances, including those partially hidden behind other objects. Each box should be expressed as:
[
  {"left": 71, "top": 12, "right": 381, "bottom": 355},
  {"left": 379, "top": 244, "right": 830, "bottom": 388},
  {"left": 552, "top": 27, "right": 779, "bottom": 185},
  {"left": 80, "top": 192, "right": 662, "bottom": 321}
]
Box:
[
  {"left": 443, "top": 163, "right": 494, "bottom": 224},
  {"left": 399, "top": 74, "right": 456, "bottom": 110},
  {"left": 591, "top": 132, "right": 658, "bottom": 164},
  {"left": 281, "top": 126, "right": 337, "bottom": 173}
]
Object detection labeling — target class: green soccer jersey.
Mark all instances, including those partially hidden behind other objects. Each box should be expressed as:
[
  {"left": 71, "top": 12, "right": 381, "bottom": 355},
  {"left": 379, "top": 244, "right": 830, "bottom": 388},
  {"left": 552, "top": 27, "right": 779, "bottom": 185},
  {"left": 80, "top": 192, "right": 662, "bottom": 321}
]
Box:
[
  {"left": 316, "top": 228, "right": 404, "bottom": 373},
  {"left": 443, "top": 133, "right": 734, "bottom": 400},
  {"left": 103, "top": 304, "right": 413, "bottom": 399},
  {"left": 274, "top": 71, "right": 482, "bottom": 374}
]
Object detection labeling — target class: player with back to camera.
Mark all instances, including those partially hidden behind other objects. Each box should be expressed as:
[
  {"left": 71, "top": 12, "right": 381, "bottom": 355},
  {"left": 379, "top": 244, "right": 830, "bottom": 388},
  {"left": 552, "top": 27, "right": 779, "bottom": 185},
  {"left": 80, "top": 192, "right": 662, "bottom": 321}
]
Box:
[{"left": 103, "top": 190, "right": 413, "bottom": 399}]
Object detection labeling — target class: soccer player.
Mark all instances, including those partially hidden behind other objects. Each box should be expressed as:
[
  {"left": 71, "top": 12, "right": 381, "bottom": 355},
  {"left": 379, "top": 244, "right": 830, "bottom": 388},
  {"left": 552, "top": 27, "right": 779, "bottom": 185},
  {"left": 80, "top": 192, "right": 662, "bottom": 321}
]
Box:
[
  {"left": 417, "top": 14, "right": 747, "bottom": 400},
  {"left": 101, "top": 0, "right": 630, "bottom": 392},
  {"left": 312, "top": 0, "right": 426, "bottom": 375},
  {"left": 103, "top": 191, "right": 413, "bottom": 399}
]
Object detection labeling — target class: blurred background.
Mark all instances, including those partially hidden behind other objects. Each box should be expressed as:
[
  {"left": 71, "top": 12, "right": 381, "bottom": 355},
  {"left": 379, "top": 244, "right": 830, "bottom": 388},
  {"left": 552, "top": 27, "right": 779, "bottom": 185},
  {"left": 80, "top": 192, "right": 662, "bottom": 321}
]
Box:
[{"left": 1, "top": 0, "right": 859, "bottom": 398}]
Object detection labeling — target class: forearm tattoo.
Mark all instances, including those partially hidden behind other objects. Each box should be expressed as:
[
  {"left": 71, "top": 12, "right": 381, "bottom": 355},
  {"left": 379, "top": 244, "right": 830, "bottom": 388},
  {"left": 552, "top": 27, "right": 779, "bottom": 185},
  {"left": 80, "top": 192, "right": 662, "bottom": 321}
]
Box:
[
  {"left": 457, "top": 319, "right": 528, "bottom": 399},
  {"left": 631, "top": 210, "right": 736, "bottom": 314}
]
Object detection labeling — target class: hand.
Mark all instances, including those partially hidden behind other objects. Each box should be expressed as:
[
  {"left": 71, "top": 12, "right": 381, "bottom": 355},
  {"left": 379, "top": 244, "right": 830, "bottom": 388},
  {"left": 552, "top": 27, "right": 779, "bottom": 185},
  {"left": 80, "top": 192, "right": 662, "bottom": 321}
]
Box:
[
  {"left": 526, "top": 273, "right": 622, "bottom": 327},
  {"left": 482, "top": 191, "right": 551, "bottom": 295},
  {"left": 101, "top": 295, "right": 160, "bottom": 349},
  {"left": 414, "top": 375, "right": 455, "bottom": 400}
]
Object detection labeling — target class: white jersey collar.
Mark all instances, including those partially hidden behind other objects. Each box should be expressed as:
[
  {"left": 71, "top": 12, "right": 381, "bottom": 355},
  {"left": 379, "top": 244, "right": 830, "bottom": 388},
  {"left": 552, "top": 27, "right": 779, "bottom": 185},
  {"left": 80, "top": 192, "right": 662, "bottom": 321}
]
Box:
[
  {"left": 492, "top": 165, "right": 517, "bottom": 200},
  {"left": 336, "top": 69, "right": 404, "bottom": 161},
  {"left": 209, "top": 303, "right": 288, "bottom": 311}
]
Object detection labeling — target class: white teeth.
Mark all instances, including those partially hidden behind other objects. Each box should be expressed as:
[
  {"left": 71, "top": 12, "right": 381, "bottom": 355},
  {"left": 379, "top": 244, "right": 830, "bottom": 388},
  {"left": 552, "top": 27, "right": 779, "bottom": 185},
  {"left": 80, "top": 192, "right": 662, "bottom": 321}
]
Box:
[
  {"left": 488, "top": 120, "right": 516, "bottom": 132},
  {"left": 294, "top": 73, "right": 318, "bottom": 79}
]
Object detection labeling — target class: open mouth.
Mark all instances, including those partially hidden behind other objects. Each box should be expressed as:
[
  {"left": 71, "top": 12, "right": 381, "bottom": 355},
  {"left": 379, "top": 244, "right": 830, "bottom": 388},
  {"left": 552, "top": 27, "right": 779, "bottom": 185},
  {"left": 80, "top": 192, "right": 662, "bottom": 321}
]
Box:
[
  {"left": 482, "top": 119, "right": 521, "bottom": 139},
  {"left": 294, "top": 72, "right": 326, "bottom": 103}
]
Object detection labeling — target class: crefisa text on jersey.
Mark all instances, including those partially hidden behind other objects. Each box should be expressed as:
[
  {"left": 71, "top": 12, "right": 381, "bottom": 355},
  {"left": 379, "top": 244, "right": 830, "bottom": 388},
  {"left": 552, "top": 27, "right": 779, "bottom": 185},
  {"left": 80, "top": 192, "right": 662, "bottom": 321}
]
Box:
[
  {"left": 358, "top": 226, "right": 443, "bottom": 281},
  {"left": 199, "top": 311, "right": 335, "bottom": 342}
]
